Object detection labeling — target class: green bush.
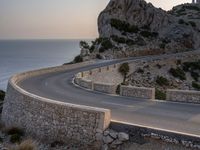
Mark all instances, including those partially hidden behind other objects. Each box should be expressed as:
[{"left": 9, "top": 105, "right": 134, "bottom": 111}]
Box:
[
  {"left": 110, "top": 19, "right": 139, "bottom": 33},
  {"left": 99, "top": 47, "right": 105, "bottom": 53},
  {"left": 7, "top": 127, "right": 24, "bottom": 136},
  {"left": 73, "top": 55, "right": 83, "bottom": 63},
  {"left": 101, "top": 39, "right": 113, "bottom": 50},
  {"left": 119, "top": 63, "right": 130, "bottom": 83},
  {"left": 156, "top": 76, "right": 169, "bottom": 86},
  {"left": 10, "top": 134, "right": 21, "bottom": 143},
  {"left": 111, "top": 35, "right": 126, "bottom": 44},
  {"left": 159, "top": 43, "right": 166, "bottom": 49},
  {"left": 191, "top": 71, "right": 199, "bottom": 81},
  {"left": 155, "top": 89, "right": 166, "bottom": 100},
  {"left": 177, "top": 59, "right": 182, "bottom": 65},
  {"left": 79, "top": 41, "right": 90, "bottom": 49},
  {"left": 96, "top": 54, "right": 102, "bottom": 59},
  {"left": 169, "top": 67, "right": 186, "bottom": 80},
  {"left": 189, "top": 21, "right": 196, "bottom": 27},
  {"left": 183, "top": 5, "right": 200, "bottom": 11},
  {"left": 192, "top": 82, "right": 200, "bottom": 90},
  {"left": 178, "top": 19, "right": 185, "bottom": 24},
  {"left": 183, "top": 60, "right": 200, "bottom": 71},
  {"left": 116, "top": 84, "right": 121, "bottom": 95},
  {"left": 156, "top": 64, "right": 162, "bottom": 69},
  {"left": 141, "top": 25, "right": 150, "bottom": 30},
  {"left": 140, "top": 31, "right": 158, "bottom": 38},
  {"left": 136, "top": 68, "right": 144, "bottom": 74},
  {"left": 111, "top": 35, "right": 135, "bottom": 46},
  {"left": 0, "top": 90, "right": 5, "bottom": 101}
]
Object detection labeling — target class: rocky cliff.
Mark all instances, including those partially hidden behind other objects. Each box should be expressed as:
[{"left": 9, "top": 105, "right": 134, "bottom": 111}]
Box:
[{"left": 80, "top": 0, "right": 200, "bottom": 60}]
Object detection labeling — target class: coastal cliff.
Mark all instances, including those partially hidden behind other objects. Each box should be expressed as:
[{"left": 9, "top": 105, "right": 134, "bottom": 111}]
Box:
[{"left": 80, "top": 0, "right": 200, "bottom": 60}]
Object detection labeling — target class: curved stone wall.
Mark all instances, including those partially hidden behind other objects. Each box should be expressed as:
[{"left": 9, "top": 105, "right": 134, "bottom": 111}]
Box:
[
  {"left": 1, "top": 62, "right": 111, "bottom": 144},
  {"left": 120, "top": 85, "right": 155, "bottom": 100},
  {"left": 75, "top": 50, "right": 200, "bottom": 103},
  {"left": 166, "top": 89, "right": 200, "bottom": 103}
]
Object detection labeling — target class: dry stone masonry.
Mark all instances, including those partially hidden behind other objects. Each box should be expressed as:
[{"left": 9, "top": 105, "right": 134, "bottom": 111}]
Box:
[
  {"left": 120, "top": 85, "right": 155, "bottom": 99},
  {"left": 75, "top": 50, "right": 200, "bottom": 104},
  {"left": 1, "top": 62, "right": 111, "bottom": 145}
]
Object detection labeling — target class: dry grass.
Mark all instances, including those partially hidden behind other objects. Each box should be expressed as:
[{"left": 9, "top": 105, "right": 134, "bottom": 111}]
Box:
[{"left": 9, "top": 139, "right": 37, "bottom": 150}]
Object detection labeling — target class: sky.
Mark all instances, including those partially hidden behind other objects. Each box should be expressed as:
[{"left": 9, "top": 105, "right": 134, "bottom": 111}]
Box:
[{"left": 0, "top": 0, "right": 191, "bottom": 39}]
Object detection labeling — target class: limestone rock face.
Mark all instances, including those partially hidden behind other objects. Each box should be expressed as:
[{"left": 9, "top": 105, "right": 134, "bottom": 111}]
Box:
[
  {"left": 89, "top": 0, "right": 200, "bottom": 59},
  {"left": 98, "top": 0, "right": 173, "bottom": 37}
]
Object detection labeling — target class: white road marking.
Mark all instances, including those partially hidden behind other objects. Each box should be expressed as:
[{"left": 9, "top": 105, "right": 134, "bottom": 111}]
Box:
[
  {"left": 102, "top": 101, "right": 136, "bottom": 108},
  {"left": 111, "top": 120, "right": 200, "bottom": 138}
]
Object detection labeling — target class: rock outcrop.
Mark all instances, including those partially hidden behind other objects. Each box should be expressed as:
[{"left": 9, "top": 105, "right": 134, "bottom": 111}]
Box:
[{"left": 82, "top": 0, "right": 200, "bottom": 60}]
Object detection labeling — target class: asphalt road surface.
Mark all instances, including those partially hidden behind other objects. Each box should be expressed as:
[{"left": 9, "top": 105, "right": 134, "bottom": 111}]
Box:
[{"left": 19, "top": 55, "right": 200, "bottom": 137}]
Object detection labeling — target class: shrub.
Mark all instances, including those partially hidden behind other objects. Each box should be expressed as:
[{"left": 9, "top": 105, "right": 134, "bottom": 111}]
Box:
[
  {"left": 155, "top": 89, "right": 166, "bottom": 100},
  {"left": 192, "top": 82, "right": 200, "bottom": 90},
  {"left": 51, "top": 141, "right": 64, "bottom": 147},
  {"left": 111, "top": 35, "right": 126, "bottom": 44},
  {"left": 156, "top": 64, "right": 162, "bottom": 69},
  {"left": 178, "top": 19, "right": 185, "bottom": 24},
  {"left": 96, "top": 54, "right": 102, "bottom": 59},
  {"left": 111, "top": 35, "right": 135, "bottom": 46},
  {"left": 159, "top": 43, "right": 166, "bottom": 49},
  {"left": 118, "top": 63, "right": 130, "bottom": 83},
  {"left": 136, "top": 68, "right": 144, "bottom": 74},
  {"left": 0, "top": 90, "right": 5, "bottom": 101},
  {"left": 177, "top": 59, "right": 182, "bottom": 65},
  {"left": 10, "top": 134, "right": 21, "bottom": 143},
  {"left": 141, "top": 25, "right": 150, "bottom": 30},
  {"left": 126, "top": 39, "right": 135, "bottom": 45},
  {"left": 183, "top": 5, "right": 200, "bottom": 11},
  {"left": 73, "top": 55, "right": 83, "bottom": 63},
  {"left": 156, "top": 76, "right": 169, "bottom": 86},
  {"left": 140, "top": 31, "right": 158, "bottom": 38},
  {"left": 7, "top": 127, "right": 24, "bottom": 136},
  {"left": 89, "top": 44, "right": 95, "bottom": 53},
  {"left": 110, "top": 19, "right": 139, "bottom": 33},
  {"left": 169, "top": 67, "right": 186, "bottom": 80},
  {"left": 99, "top": 47, "right": 105, "bottom": 53},
  {"left": 79, "top": 41, "right": 90, "bottom": 49},
  {"left": 189, "top": 21, "right": 196, "bottom": 27},
  {"left": 101, "top": 39, "right": 113, "bottom": 50},
  {"left": 116, "top": 84, "right": 121, "bottom": 95},
  {"left": 191, "top": 71, "right": 199, "bottom": 81},
  {"left": 183, "top": 60, "right": 200, "bottom": 71}
]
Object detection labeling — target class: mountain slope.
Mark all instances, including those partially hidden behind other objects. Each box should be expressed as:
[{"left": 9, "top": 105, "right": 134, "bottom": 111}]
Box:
[{"left": 80, "top": 0, "right": 200, "bottom": 60}]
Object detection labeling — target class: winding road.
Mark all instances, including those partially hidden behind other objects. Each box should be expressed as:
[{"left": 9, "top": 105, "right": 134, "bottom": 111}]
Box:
[{"left": 18, "top": 55, "right": 200, "bottom": 137}]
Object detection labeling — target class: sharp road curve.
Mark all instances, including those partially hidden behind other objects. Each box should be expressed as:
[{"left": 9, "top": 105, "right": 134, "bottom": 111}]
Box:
[{"left": 19, "top": 56, "right": 200, "bottom": 137}]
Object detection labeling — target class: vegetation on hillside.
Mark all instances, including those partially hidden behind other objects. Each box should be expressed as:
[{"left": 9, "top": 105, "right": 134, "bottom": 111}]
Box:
[
  {"left": 0, "top": 90, "right": 5, "bottom": 101},
  {"left": 118, "top": 63, "right": 130, "bottom": 84}
]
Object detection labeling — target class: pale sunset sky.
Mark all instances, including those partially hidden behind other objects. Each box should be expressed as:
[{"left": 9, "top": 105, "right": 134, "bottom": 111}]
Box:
[{"left": 0, "top": 0, "right": 191, "bottom": 39}]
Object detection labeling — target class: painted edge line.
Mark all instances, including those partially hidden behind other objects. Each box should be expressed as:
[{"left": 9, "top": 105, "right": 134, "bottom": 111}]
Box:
[{"left": 111, "top": 120, "right": 200, "bottom": 138}]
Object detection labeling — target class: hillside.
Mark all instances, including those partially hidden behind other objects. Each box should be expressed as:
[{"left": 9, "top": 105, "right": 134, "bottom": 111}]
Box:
[{"left": 79, "top": 0, "right": 200, "bottom": 61}]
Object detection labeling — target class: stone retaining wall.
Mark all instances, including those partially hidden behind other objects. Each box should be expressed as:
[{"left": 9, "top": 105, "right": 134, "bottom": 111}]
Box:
[
  {"left": 166, "top": 89, "right": 200, "bottom": 103},
  {"left": 93, "top": 82, "right": 117, "bottom": 94},
  {"left": 1, "top": 62, "right": 111, "bottom": 144},
  {"left": 120, "top": 85, "right": 155, "bottom": 99},
  {"left": 75, "top": 50, "right": 200, "bottom": 103},
  {"left": 79, "top": 78, "right": 93, "bottom": 90}
]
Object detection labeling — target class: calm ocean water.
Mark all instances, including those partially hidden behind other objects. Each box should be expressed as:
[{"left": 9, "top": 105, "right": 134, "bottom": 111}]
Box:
[{"left": 0, "top": 39, "right": 84, "bottom": 91}]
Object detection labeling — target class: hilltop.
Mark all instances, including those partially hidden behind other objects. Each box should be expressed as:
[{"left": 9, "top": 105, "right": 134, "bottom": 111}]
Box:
[{"left": 78, "top": 0, "right": 200, "bottom": 61}]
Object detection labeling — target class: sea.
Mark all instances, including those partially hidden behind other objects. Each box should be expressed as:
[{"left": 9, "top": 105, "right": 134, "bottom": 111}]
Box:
[{"left": 0, "top": 39, "right": 86, "bottom": 91}]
